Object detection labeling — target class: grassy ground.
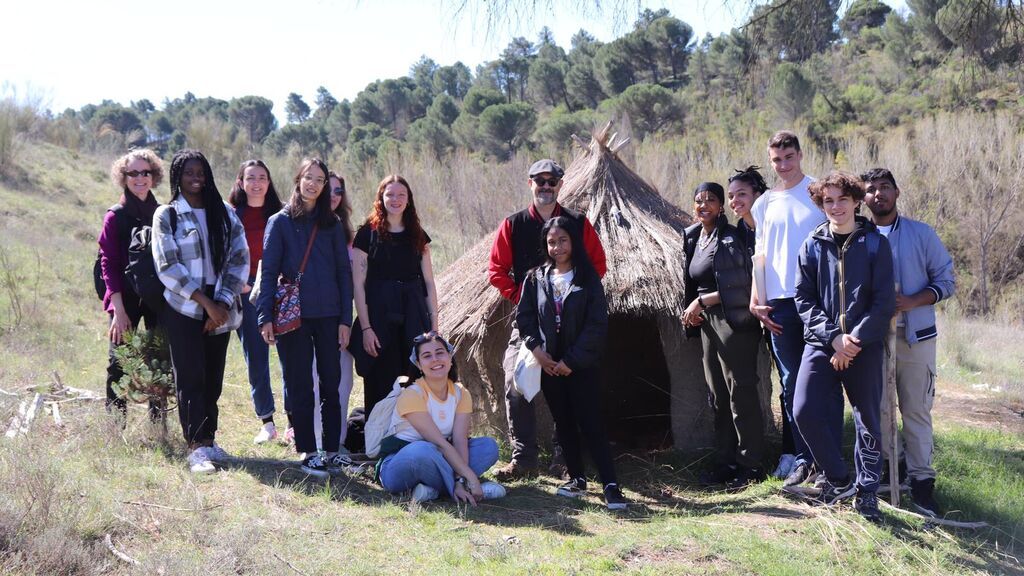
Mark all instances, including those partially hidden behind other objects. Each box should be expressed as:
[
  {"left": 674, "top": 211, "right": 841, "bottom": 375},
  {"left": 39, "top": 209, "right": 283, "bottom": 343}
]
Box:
[{"left": 1, "top": 143, "right": 1022, "bottom": 574}]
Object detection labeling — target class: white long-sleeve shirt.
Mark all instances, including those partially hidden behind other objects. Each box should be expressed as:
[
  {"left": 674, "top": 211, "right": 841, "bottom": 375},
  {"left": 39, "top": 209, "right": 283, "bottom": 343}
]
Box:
[{"left": 752, "top": 175, "right": 825, "bottom": 301}]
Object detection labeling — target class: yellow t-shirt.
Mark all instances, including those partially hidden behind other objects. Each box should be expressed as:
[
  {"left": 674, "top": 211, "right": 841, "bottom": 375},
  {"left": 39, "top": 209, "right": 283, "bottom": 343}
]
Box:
[{"left": 392, "top": 379, "right": 473, "bottom": 442}]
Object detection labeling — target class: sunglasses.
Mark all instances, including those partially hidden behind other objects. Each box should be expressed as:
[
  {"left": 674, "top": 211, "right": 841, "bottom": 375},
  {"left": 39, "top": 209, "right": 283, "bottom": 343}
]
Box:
[
  {"left": 532, "top": 176, "right": 560, "bottom": 187},
  {"left": 124, "top": 170, "right": 153, "bottom": 178},
  {"left": 331, "top": 187, "right": 345, "bottom": 196},
  {"left": 413, "top": 330, "right": 442, "bottom": 345}
]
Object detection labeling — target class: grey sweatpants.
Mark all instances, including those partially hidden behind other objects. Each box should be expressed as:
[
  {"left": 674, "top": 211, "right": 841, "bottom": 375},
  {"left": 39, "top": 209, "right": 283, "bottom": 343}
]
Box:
[{"left": 880, "top": 328, "right": 937, "bottom": 481}]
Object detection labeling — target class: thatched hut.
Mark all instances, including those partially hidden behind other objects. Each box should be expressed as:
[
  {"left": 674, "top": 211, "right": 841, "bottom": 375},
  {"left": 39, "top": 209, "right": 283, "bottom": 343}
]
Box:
[{"left": 437, "top": 125, "right": 774, "bottom": 451}]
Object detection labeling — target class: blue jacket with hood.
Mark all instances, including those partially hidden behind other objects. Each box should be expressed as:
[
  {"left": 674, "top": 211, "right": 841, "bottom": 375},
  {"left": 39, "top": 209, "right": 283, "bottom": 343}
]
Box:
[{"left": 795, "top": 216, "right": 896, "bottom": 351}]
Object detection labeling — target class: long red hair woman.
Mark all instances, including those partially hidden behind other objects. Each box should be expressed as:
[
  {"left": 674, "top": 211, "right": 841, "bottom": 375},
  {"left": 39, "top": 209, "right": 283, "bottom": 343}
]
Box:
[{"left": 350, "top": 175, "right": 438, "bottom": 431}]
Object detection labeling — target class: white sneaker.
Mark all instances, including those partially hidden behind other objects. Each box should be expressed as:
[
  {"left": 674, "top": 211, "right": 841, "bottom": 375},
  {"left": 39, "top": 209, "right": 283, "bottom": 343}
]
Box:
[
  {"left": 188, "top": 447, "right": 215, "bottom": 474},
  {"left": 411, "top": 483, "right": 440, "bottom": 503},
  {"left": 773, "top": 454, "right": 796, "bottom": 479},
  {"left": 480, "top": 481, "right": 507, "bottom": 500},
  {"left": 207, "top": 443, "right": 233, "bottom": 463},
  {"left": 254, "top": 422, "right": 277, "bottom": 444}
]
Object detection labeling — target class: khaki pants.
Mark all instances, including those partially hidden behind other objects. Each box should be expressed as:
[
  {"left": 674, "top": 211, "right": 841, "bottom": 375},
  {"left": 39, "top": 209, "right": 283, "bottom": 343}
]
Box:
[{"left": 881, "top": 327, "right": 937, "bottom": 481}]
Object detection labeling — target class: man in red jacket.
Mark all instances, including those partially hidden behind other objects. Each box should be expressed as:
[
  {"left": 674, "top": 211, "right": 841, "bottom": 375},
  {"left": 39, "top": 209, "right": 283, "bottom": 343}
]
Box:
[{"left": 488, "top": 159, "right": 607, "bottom": 480}]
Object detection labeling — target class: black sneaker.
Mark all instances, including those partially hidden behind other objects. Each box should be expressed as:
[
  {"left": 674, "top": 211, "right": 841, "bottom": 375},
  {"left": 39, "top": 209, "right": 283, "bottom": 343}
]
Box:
[
  {"left": 325, "top": 452, "right": 354, "bottom": 474},
  {"left": 910, "top": 477, "right": 941, "bottom": 517},
  {"left": 783, "top": 462, "right": 811, "bottom": 487},
  {"left": 699, "top": 463, "right": 738, "bottom": 486},
  {"left": 301, "top": 453, "right": 330, "bottom": 479},
  {"left": 603, "top": 483, "right": 628, "bottom": 510},
  {"left": 557, "top": 477, "right": 587, "bottom": 498},
  {"left": 855, "top": 490, "right": 882, "bottom": 523},
  {"left": 726, "top": 466, "right": 766, "bottom": 490},
  {"left": 816, "top": 476, "right": 856, "bottom": 505}
]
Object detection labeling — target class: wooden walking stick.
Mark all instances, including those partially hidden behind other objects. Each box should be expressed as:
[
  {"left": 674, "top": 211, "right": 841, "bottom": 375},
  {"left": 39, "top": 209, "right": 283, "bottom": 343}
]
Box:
[{"left": 885, "top": 283, "right": 900, "bottom": 506}]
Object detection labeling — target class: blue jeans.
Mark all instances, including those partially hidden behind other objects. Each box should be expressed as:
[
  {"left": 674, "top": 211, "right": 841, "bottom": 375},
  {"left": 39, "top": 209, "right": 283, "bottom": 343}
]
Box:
[
  {"left": 237, "top": 284, "right": 285, "bottom": 420},
  {"left": 379, "top": 437, "right": 499, "bottom": 498},
  {"left": 768, "top": 298, "right": 843, "bottom": 467}
]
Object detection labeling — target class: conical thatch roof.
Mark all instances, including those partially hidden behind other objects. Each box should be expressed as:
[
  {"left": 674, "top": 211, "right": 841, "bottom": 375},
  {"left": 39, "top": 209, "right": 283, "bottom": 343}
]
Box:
[
  {"left": 438, "top": 123, "right": 692, "bottom": 342},
  {"left": 436, "top": 125, "right": 776, "bottom": 451}
]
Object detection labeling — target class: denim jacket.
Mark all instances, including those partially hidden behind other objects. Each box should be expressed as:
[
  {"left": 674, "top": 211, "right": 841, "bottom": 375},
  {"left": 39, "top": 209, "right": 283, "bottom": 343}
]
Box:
[{"left": 795, "top": 217, "right": 896, "bottom": 350}]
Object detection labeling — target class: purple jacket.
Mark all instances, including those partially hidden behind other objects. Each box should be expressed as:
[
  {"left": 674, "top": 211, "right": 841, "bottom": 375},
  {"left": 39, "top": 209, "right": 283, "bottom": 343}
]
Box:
[{"left": 98, "top": 208, "right": 130, "bottom": 313}]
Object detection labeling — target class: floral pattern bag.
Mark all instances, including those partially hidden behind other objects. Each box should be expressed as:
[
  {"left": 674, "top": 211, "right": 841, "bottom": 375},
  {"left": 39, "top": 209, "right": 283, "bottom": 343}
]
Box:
[{"left": 273, "top": 225, "right": 318, "bottom": 335}]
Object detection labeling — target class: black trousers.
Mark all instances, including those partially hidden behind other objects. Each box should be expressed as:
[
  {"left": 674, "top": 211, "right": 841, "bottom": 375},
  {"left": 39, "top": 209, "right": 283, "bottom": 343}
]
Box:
[
  {"left": 699, "top": 306, "right": 765, "bottom": 469},
  {"left": 277, "top": 316, "right": 342, "bottom": 454},
  {"left": 363, "top": 321, "right": 409, "bottom": 415},
  {"left": 105, "top": 291, "right": 160, "bottom": 413},
  {"left": 541, "top": 366, "right": 617, "bottom": 485},
  {"left": 162, "top": 302, "right": 230, "bottom": 446}
]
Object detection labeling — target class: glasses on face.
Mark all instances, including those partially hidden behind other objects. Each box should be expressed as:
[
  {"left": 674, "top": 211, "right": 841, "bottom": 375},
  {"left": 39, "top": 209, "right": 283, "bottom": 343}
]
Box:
[
  {"left": 331, "top": 187, "right": 345, "bottom": 196},
  {"left": 532, "top": 176, "right": 560, "bottom": 187},
  {"left": 124, "top": 170, "right": 152, "bottom": 178}
]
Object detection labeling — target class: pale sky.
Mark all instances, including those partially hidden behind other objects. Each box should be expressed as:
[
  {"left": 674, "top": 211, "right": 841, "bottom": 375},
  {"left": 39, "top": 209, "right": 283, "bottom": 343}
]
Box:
[{"left": 1, "top": 0, "right": 906, "bottom": 122}]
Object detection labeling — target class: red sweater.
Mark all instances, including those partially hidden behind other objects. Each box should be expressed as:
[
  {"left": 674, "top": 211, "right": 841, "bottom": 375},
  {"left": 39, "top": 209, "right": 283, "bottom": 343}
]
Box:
[{"left": 239, "top": 206, "right": 266, "bottom": 279}]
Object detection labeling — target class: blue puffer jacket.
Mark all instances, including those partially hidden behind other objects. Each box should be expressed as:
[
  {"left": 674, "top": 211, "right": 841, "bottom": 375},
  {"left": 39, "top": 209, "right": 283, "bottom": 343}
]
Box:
[
  {"left": 257, "top": 208, "right": 353, "bottom": 326},
  {"left": 795, "top": 217, "right": 896, "bottom": 350}
]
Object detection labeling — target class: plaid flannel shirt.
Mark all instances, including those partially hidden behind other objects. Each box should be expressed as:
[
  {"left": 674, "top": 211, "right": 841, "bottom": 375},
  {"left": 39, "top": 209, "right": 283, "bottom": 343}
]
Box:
[{"left": 152, "top": 197, "right": 249, "bottom": 334}]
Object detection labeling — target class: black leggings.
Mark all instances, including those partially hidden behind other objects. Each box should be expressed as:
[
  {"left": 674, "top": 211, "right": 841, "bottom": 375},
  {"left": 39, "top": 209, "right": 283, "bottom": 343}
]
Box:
[{"left": 541, "top": 367, "right": 617, "bottom": 485}]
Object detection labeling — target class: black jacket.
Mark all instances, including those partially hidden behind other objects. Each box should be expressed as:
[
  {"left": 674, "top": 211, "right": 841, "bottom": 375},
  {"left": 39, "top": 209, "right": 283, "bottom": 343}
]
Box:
[
  {"left": 682, "top": 221, "right": 760, "bottom": 337},
  {"left": 515, "top": 264, "right": 608, "bottom": 372}
]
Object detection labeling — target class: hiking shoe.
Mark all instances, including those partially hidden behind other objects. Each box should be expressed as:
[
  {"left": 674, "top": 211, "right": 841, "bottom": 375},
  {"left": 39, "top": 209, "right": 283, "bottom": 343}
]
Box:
[
  {"left": 557, "top": 477, "right": 587, "bottom": 498},
  {"left": 855, "top": 490, "right": 882, "bottom": 523},
  {"left": 188, "top": 447, "right": 215, "bottom": 475},
  {"left": 480, "top": 481, "right": 507, "bottom": 500},
  {"left": 207, "top": 443, "right": 233, "bottom": 463},
  {"left": 773, "top": 453, "right": 796, "bottom": 479},
  {"left": 254, "top": 422, "right": 277, "bottom": 444},
  {"left": 411, "top": 483, "right": 440, "bottom": 503},
  {"left": 783, "top": 462, "right": 812, "bottom": 487},
  {"left": 300, "top": 453, "right": 330, "bottom": 479},
  {"left": 699, "top": 463, "right": 738, "bottom": 486},
  {"left": 603, "top": 483, "right": 629, "bottom": 510},
  {"left": 494, "top": 460, "right": 539, "bottom": 482},
  {"left": 727, "top": 466, "right": 766, "bottom": 490},
  {"left": 816, "top": 476, "right": 856, "bottom": 506},
  {"left": 325, "top": 452, "right": 354, "bottom": 473},
  {"left": 910, "top": 477, "right": 941, "bottom": 517}
]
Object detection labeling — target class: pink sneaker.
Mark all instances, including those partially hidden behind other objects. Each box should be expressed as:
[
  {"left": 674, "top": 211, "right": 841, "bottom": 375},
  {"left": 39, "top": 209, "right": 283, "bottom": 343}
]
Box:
[{"left": 282, "top": 426, "right": 295, "bottom": 445}]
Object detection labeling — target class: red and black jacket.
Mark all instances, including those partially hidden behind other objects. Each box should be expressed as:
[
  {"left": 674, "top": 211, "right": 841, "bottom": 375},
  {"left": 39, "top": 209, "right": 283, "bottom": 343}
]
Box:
[{"left": 488, "top": 203, "right": 607, "bottom": 303}]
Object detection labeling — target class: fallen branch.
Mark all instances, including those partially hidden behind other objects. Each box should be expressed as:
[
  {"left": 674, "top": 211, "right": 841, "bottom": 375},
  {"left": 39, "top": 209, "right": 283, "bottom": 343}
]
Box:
[
  {"left": 879, "top": 500, "right": 990, "bottom": 529},
  {"left": 122, "top": 500, "right": 221, "bottom": 512},
  {"left": 273, "top": 552, "right": 309, "bottom": 576},
  {"left": 50, "top": 402, "right": 62, "bottom": 427},
  {"left": 104, "top": 534, "right": 140, "bottom": 566}
]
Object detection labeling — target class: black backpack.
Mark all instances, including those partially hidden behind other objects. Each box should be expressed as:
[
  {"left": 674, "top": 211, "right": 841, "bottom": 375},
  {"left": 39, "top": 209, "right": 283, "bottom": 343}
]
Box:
[
  {"left": 93, "top": 205, "right": 130, "bottom": 300},
  {"left": 126, "top": 208, "right": 176, "bottom": 313}
]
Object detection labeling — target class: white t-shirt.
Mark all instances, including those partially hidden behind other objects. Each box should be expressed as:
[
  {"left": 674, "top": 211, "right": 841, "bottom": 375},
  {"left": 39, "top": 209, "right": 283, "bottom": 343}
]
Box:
[
  {"left": 877, "top": 223, "right": 894, "bottom": 237},
  {"left": 752, "top": 175, "right": 826, "bottom": 300},
  {"left": 191, "top": 208, "right": 217, "bottom": 285}
]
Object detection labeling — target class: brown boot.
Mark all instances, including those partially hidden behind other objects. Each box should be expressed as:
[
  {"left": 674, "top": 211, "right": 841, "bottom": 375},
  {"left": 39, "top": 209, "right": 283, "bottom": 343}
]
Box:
[{"left": 494, "top": 460, "right": 539, "bottom": 481}]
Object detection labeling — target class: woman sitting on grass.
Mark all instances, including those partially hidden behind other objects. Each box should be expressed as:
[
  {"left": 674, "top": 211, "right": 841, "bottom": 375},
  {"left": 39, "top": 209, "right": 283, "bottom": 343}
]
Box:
[
  {"left": 516, "top": 216, "right": 628, "bottom": 510},
  {"left": 376, "top": 332, "right": 506, "bottom": 505}
]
